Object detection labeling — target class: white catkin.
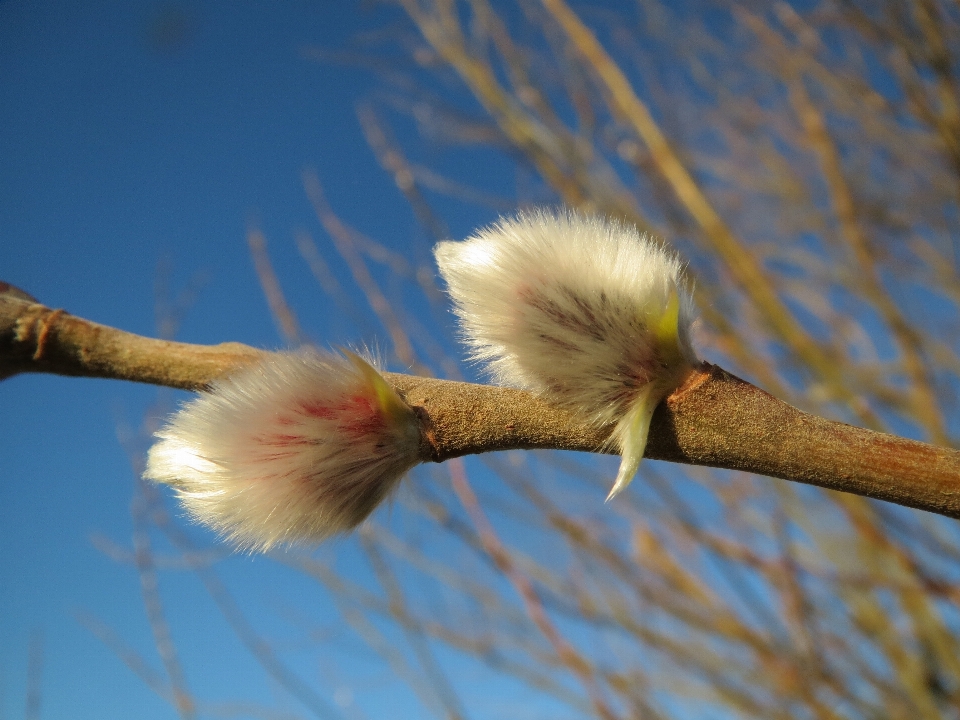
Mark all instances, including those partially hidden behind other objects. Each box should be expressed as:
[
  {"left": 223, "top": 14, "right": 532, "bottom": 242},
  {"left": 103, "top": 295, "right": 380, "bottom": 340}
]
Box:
[
  {"left": 144, "top": 349, "right": 422, "bottom": 551},
  {"left": 435, "top": 208, "right": 698, "bottom": 498}
]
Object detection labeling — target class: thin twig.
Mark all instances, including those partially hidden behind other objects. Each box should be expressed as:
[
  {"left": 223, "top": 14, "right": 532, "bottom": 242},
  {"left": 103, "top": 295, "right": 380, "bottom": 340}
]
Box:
[{"left": 248, "top": 225, "right": 302, "bottom": 344}]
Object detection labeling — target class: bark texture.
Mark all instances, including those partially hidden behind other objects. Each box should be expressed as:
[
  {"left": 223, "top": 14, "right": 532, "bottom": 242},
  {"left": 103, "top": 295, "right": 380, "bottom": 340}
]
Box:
[{"left": 3, "top": 292, "right": 959, "bottom": 519}]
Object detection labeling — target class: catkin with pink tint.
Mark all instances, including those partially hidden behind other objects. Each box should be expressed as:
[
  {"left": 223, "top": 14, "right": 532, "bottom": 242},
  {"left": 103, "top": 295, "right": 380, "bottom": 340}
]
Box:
[{"left": 144, "top": 349, "right": 422, "bottom": 551}]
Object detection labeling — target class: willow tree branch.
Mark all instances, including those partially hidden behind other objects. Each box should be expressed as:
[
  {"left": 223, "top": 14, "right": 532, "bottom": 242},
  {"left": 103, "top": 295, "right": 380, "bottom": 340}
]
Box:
[{"left": 3, "top": 292, "right": 959, "bottom": 519}]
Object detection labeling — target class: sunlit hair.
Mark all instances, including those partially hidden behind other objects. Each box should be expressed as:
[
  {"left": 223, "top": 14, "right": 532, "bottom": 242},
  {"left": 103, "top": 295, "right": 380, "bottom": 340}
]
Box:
[
  {"left": 435, "top": 208, "right": 698, "bottom": 499},
  {"left": 144, "top": 349, "right": 423, "bottom": 551}
]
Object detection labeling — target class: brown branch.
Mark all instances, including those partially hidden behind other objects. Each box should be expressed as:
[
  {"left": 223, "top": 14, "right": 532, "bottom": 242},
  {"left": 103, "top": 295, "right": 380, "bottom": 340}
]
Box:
[
  {"left": 3, "top": 293, "right": 959, "bottom": 520},
  {"left": 0, "top": 293, "right": 264, "bottom": 389}
]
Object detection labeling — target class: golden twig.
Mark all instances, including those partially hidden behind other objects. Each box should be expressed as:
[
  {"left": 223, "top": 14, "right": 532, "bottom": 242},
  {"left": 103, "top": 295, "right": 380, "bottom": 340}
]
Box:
[{"left": 538, "top": 0, "right": 871, "bottom": 416}]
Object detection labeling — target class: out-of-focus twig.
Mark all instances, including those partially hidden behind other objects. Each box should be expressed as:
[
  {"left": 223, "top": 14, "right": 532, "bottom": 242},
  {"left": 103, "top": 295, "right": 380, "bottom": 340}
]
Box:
[
  {"left": 358, "top": 532, "right": 469, "bottom": 720},
  {"left": 77, "top": 612, "right": 177, "bottom": 705},
  {"left": 143, "top": 483, "right": 346, "bottom": 720},
  {"left": 302, "top": 169, "right": 420, "bottom": 369},
  {"left": 538, "top": 0, "right": 878, "bottom": 423},
  {"left": 132, "top": 484, "right": 197, "bottom": 720},
  {"left": 248, "top": 225, "right": 302, "bottom": 344},
  {"left": 738, "top": 6, "right": 947, "bottom": 445},
  {"left": 449, "top": 457, "right": 618, "bottom": 720},
  {"left": 24, "top": 630, "right": 43, "bottom": 720},
  {"left": 358, "top": 104, "right": 449, "bottom": 242}
]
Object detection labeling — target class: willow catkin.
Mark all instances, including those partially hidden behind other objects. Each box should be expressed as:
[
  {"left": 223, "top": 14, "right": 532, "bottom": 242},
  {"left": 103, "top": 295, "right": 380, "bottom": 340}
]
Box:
[
  {"left": 435, "top": 208, "right": 698, "bottom": 499},
  {"left": 145, "top": 349, "right": 422, "bottom": 551}
]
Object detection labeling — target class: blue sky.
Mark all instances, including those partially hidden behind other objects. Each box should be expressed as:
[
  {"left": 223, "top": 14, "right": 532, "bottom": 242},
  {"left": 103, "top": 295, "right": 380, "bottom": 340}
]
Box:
[{"left": 0, "top": 2, "right": 514, "bottom": 718}]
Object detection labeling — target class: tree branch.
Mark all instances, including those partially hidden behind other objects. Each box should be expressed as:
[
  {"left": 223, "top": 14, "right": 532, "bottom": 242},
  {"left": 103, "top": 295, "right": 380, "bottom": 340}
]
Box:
[{"left": 3, "top": 292, "right": 959, "bottom": 519}]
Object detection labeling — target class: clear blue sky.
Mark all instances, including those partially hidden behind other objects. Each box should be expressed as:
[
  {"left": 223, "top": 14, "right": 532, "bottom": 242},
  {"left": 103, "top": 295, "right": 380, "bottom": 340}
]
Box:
[{"left": 1, "top": 2, "right": 519, "bottom": 718}]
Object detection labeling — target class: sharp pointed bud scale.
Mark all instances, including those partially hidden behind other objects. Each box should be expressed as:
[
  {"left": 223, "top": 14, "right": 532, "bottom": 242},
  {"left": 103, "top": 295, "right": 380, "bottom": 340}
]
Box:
[
  {"left": 435, "top": 208, "right": 698, "bottom": 498},
  {"left": 606, "top": 391, "right": 656, "bottom": 502},
  {"left": 144, "top": 349, "right": 423, "bottom": 552}
]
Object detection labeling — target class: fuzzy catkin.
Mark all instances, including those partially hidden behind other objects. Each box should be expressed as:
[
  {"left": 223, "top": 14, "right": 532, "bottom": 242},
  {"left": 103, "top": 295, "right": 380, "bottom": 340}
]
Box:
[
  {"left": 144, "top": 349, "right": 422, "bottom": 551},
  {"left": 435, "top": 208, "right": 698, "bottom": 498}
]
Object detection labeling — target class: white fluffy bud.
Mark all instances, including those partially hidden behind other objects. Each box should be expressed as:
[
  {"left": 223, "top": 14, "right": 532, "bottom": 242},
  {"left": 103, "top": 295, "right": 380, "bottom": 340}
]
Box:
[
  {"left": 435, "top": 208, "right": 697, "bottom": 499},
  {"left": 144, "top": 350, "right": 422, "bottom": 551}
]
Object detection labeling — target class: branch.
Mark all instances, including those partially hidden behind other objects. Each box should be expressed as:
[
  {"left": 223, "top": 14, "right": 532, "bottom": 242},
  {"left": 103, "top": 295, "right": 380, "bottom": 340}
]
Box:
[{"left": 3, "top": 292, "right": 959, "bottom": 519}]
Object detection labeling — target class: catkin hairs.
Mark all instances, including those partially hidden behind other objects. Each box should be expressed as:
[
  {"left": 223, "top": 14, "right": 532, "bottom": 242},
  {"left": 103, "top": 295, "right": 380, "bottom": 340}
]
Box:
[
  {"left": 145, "top": 349, "right": 422, "bottom": 551},
  {"left": 435, "top": 208, "right": 698, "bottom": 498}
]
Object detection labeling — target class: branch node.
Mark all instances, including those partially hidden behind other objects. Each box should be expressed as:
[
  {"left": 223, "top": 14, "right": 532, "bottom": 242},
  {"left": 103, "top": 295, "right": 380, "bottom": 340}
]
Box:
[
  {"left": 32, "top": 308, "right": 64, "bottom": 361},
  {"left": 412, "top": 404, "right": 440, "bottom": 463}
]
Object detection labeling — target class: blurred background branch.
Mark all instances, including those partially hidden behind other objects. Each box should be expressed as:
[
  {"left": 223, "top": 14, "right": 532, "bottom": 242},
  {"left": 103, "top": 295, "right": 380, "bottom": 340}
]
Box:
[{"left": 7, "top": 1, "right": 960, "bottom": 718}]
